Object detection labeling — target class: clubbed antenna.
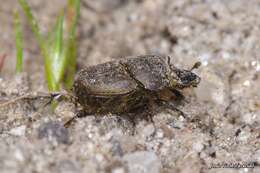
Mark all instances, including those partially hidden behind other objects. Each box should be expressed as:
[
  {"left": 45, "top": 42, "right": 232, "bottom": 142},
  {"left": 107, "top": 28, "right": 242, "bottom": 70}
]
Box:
[{"left": 190, "top": 61, "right": 201, "bottom": 71}]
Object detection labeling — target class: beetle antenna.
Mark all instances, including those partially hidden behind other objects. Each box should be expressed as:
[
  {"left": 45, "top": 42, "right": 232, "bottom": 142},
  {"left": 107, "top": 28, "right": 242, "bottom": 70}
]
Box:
[{"left": 190, "top": 61, "right": 201, "bottom": 71}]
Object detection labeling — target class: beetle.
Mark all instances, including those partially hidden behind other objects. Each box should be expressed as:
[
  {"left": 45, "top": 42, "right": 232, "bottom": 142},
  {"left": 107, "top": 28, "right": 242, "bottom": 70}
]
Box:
[{"left": 70, "top": 54, "right": 201, "bottom": 120}]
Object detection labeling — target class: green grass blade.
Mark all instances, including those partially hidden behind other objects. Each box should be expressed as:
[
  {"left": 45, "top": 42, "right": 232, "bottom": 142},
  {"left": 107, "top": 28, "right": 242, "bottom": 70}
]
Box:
[
  {"left": 17, "top": 0, "right": 45, "bottom": 52},
  {"left": 17, "top": 0, "right": 55, "bottom": 90},
  {"left": 63, "top": 0, "right": 80, "bottom": 89},
  {"left": 64, "top": 38, "right": 77, "bottom": 88},
  {"left": 66, "top": 0, "right": 80, "bottom": 37},
  {"left": 14, "top": 11, "right": 23, "bottom": 73},
  {"left": 47, "top": 13, "right": 65, "bottom": 90},
  {"left": 17, "top": 0, "right": 80, "bottom": 91}
]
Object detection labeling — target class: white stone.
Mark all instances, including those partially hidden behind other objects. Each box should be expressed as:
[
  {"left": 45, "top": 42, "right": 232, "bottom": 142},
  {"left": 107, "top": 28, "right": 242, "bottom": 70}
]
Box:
[
  {"left": 112, "top": 167, "right": 125, "bottom": 173},
  {"left": 192, "top": 141, "right": 204, "bottom": 152},
  {"left": 123, "top": 151, "right": 161, "bottom": 173},
  {"left": 9, "top": 125, "right": 26, "bottom": 136}
]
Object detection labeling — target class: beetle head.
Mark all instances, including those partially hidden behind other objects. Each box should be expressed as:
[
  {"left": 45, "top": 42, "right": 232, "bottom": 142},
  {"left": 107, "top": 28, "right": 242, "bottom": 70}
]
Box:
[{"left": 167, "top": 57, "right": 201, "bottom": 89}]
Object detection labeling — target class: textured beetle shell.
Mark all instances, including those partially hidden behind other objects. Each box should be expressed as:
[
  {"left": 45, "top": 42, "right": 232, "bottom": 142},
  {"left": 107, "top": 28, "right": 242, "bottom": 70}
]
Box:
[
  {"left": 120, "top": 55, "right": 170, "bottom": 91},
  {"left": 74, "top": 61, "right": 138, "bottom": 95},
  {"left": 72, "top": 55, "right": 172, "bottom": 114},
  {"left": 73, "top": 60, "right": 144, "bottom": 114}
]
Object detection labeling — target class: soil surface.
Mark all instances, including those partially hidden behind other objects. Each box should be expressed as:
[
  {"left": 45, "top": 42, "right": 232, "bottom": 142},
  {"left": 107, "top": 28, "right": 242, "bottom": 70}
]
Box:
[{"left": 0, "top": 0, "right": 259, "bottom": 173}]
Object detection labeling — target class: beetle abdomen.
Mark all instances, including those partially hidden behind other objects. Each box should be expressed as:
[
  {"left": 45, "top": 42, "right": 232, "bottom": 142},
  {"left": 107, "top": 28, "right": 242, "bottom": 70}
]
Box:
[
  {"left": 74, "top": 88, "right": 147, "bottom": 114},
  {"left": 72, "top": 60, "right": 147, "bottom": 114}
]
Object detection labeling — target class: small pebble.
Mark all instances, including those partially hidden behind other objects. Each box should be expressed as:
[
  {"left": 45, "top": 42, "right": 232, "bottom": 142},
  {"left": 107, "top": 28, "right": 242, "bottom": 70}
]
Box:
[
  {"left": 14, "top": 149, "right": 25, "bottom": 162},
  {"left": 241, "top": 112, "right": 257, "bottom": 125},
  {"left": 111, "top": 140, "right": 124, "bottom": 156},
  {"left": 192, "top": 141, "right": 204, "bottom": 152},
  {"left": 123, "top": 151, "right": 161, "bottom": 173},
  {"left": 237, "top": 129, "right": 251, "bottom": 142},
  {"left": 141, "top": 124, "right": 155, "bottom": 138},
  {"left": 9, "top": 125, "right": 26, "bottom": 136},
  {"left": 57, "top": 160, "right": 80, "bottom": 173},
  {"left": 155, "top": 129, "right": 164, "bottom": 139},
  {"left": 112, "top": 167, "right": 125, "bottom": 173}
]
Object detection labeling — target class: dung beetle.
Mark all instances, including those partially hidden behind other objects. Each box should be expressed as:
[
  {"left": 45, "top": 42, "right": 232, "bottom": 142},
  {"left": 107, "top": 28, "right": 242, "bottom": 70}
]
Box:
[{"left": 71, "top": 54, "right": 201, "bottom": 118}]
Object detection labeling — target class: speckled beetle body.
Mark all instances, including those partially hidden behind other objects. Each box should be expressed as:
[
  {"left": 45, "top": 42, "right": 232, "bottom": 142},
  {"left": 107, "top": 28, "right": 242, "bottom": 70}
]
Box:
[{"left": 72, "top": 54, "right": 201, "bottom": 115}]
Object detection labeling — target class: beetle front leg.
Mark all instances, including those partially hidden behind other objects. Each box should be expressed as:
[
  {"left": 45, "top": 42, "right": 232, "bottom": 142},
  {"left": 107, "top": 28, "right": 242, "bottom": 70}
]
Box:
[
  {"left": 168, "top": 88, "right": 185, "bottom": 101},
  {"left": 63, "top": 108, "right": 92, "bottom": 128},
  {"left": 155, "top": 98, "right": 187, "bottom": 119}
]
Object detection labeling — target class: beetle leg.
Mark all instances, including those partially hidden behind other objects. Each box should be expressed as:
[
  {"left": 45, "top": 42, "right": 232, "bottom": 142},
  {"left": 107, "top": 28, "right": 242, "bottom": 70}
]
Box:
[
  {"left": 96, "top": 95, "right": 126, "bottom": 113},
  {"left": 147, "top": 110, "right": 156, "bottom": 136},
  {"left": 63, "top": 115, "right": 77, "bottom": 128},
  {"left": 144, "top": 98, "right": 157, "bottom": 136},
  {"left": 127, "top": 101, "right": 156, "bottom": 136},
  {"left": 158, "top": 88, "right": 188, "bottom": 106},
  {"left": 168, "top": 103, "right": 186, "bottom": 119},
  {"left": 123, "top": 112, "right": 137, "bottom": 135},
  {"left": 168, "top": 88, "right": 185, "bottom": 100},
  {"left": 156, "top": 99, "right": 187, "bottom": 119},
  {"left": 168, "top": 88, "right": 189, "bottom": 104},
  {"left": 63, "top": 109, "right": 92, "bottom": 128}
]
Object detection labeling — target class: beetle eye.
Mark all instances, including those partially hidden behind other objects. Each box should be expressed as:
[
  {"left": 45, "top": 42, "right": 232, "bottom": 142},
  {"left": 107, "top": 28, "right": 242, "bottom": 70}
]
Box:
[
  {"left": 181, "top": 72, "right": 196, "bottom": 84},
  {"left": 176, "top": 70, "right": 200, "bottom": 87}
]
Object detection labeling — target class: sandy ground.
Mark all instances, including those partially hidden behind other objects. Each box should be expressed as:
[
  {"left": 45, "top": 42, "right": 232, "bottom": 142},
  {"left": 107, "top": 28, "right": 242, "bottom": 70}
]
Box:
[{"left": 0, "top": 0, "right": 259, "bottom": 173}]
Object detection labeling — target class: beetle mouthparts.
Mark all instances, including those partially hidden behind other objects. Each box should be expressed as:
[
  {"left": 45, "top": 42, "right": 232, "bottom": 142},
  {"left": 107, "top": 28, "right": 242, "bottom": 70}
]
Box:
[{"left": 192, "top": 76, "right": 201, "bottom": 87}]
